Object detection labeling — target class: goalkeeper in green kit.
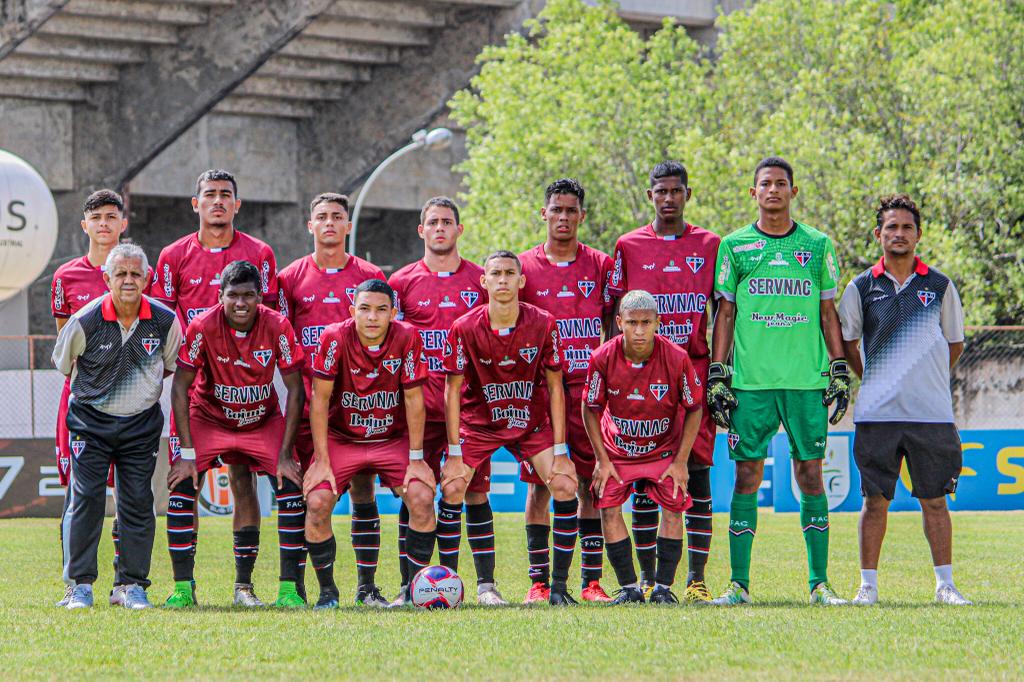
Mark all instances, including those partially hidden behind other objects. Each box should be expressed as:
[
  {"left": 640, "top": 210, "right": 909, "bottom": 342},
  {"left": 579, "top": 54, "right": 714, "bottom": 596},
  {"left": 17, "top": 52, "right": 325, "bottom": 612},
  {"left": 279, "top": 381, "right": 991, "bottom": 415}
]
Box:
[{"left": 709, "top": 157, "right": 850, "bottom": 606}]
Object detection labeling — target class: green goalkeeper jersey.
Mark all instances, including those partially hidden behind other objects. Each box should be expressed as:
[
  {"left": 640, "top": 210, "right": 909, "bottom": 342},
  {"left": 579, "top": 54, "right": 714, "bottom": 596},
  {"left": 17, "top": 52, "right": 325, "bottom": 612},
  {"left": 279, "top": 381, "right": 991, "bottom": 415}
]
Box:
[{"left": 714, "top": 221, "right": 839, "bottom": 390}]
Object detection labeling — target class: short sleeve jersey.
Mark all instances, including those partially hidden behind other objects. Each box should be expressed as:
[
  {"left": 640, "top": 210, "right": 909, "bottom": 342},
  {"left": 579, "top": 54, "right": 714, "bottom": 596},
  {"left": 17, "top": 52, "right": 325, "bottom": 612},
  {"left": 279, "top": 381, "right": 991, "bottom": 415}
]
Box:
[
  {"left": 153, "top": 230, "right": 278, "bottom": 326},
  {"left": 608, "top": 224, "right": 720, "bottom": 357},
  {"left": 714, "top": 222, "right": 839, "bottom": 390},
  {"left": 177, "top": 304, "right": 303, "bottom": 430},
  {"left": 52, "top": 256, "right": 152, "bottom": 319},
  {"left": 311, "top": 319, "right": 427, "bottom": 442},
  {"left": 442, "top": 303, "right": 560, "bottom": 438},
  {"left": 585, "top": 335, "right": 702, "bottom": 463},
  {"left": 519, "top": 243, "right": 613, "bottom": 386},
  {"left": 388, "top": 258, "right": 486, "bottom": 422}
]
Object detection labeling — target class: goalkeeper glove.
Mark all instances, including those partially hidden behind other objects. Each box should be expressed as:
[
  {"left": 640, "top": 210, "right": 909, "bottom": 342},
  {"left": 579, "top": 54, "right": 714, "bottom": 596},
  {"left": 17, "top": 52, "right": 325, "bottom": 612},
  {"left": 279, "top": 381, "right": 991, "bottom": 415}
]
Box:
[
  {"left": 707, "top": 362, "right": 738, "bottom": 429},
  {"left": 823, "top": 359, "right": 851, "bottom": 425}
]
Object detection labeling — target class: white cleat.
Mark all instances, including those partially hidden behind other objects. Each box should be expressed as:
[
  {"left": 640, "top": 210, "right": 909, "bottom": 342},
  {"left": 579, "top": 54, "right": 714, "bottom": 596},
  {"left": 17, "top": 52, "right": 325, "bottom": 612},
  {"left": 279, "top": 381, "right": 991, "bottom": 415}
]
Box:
[
  {"left": 710, "top": 581, "right": 751, "bottom": 606},
  {"left": 935, "top": 585, "right": 972, "bottom": 605},
  {"left": 809, "top": 582, "right": 849, "bottom": 605},
  {"left": 233, "top": 583, "right": 265, "bottom": 607},
  {"left": 65, "top": 584, "right": 94, "bottom": 609},
  {"left": 476, "top": 582, "right": 508, "bottom": 606},
  {"left": 852, "top": 584, "right": 878, "bottom": 605},
  {"left": 56, "top": 584, "right": 74, "bottom": 608}
]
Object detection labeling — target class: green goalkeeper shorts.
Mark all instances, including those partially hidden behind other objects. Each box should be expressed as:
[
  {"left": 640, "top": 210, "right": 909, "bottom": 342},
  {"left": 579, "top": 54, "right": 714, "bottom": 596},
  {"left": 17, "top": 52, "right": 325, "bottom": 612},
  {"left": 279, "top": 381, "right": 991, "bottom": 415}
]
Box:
[{"left": 727, "top": 389, "right": 828, "bottom": 462}]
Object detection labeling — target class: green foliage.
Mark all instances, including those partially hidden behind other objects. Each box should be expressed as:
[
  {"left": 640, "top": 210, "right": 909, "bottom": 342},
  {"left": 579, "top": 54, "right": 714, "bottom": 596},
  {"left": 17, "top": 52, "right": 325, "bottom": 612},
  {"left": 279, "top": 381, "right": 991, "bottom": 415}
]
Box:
[{"left": 450, "top": 0, "right": 1024, "bottom": 324}]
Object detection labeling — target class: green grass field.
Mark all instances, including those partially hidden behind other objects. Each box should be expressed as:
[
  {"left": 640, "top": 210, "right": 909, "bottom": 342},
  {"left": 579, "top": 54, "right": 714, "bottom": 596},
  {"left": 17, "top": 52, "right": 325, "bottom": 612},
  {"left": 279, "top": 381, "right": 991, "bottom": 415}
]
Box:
[{"left": 1, "top": 511, "right": 1021, "bottom": 680}]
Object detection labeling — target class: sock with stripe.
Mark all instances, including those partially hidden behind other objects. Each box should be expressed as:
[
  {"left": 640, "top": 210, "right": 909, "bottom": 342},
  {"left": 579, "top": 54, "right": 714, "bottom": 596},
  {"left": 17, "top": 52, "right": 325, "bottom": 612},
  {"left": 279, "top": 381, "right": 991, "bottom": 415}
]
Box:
[
  {"left": 306, "top": 536, "right": 337, "bottom": 594},
  {"left": 654, "top": 536, "right": 683, "bottom": 587},
  {"left": 436, "top": 501, "right": 463, "bottom": 572},
  {"left": 166, "top": 480, "right": 197, "bottom": 582},
  {"left": 684, "top": 467, "right": 712, "bottom": 584},
  {"left": 631, "top": 490, "right": 659, "bottom": 584},
  {"left": 551, "top": 499, "right": 578, "bottom": 588},
  {"left": 111, "top": 518, "right": 121, "bottom": 583},
  {"left": 273, "top": 478, "right": 306, "bottom": 583},
  {"left": 606, "top": 537, "right": 638, "bottom": 588},
  {"left": 405, "top": 527, "right": 436, "bottom": 576},
  {"left": 578, "top": 517, "right": 604, "bottom": 587},
  {"left": 233, "top": 527, "right": 259, "bottom": 584},
  {"left": 466, "top": 502, "right": 495, "bottom": 585},
  {"left": 728, "top": 491, "right": 758, "bottom": 590},
  {"left": 397, "top": 503, "right": 411, "bottom": 586},
  {"left": 800, "top": 492, "right": 830, "bottom": 590},
  {"left": 525, "top": 523, "right": 550, "bottom": 585},
  {"left": 351, "top": 502, "right": 381, "bottom": 587}
]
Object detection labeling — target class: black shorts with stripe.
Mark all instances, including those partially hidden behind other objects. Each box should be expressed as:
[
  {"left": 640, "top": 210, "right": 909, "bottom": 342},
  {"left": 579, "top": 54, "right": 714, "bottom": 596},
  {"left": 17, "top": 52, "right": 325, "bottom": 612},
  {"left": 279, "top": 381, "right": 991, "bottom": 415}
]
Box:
[{"left": 853, "top": 422, "right": 962, "bottom": 500}]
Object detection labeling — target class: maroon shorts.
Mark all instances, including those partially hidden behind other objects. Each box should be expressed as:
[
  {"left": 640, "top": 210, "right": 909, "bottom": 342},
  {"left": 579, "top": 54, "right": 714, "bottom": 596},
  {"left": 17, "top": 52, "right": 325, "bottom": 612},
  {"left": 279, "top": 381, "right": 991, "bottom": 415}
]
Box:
[
  {"left": 312, "top": 435, "right": 428, "bottom": 496},
  {"left": 293, "top": 419, "right": 315, "bottom": 472},
  {"left": 520, "top": 383, "right": 595, "bottom": 484},
  {"left": 426, "top": 421, "right": 490, "bottom": 494},
  {"left": 463, "top": 421, "right": 553, "bottom": 478},
  {"left": 593, "top": 457, "right": 693, "bottom": 514},
  {"left": 691, "top": 356, "right": 714, "bottom": 467},
  {"left": 189, "top": 411, "right": 286, "bottom": 475},
  {"left": 57, "top": 380, "right": 114, "bottom": 488}
]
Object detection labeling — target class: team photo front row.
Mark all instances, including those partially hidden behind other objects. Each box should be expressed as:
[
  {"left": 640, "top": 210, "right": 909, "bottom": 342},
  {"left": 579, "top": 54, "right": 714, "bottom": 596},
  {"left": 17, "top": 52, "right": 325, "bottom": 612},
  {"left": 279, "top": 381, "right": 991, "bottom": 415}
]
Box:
[{"left": 51, "top": 157, "right": 970, "bottom": 611}]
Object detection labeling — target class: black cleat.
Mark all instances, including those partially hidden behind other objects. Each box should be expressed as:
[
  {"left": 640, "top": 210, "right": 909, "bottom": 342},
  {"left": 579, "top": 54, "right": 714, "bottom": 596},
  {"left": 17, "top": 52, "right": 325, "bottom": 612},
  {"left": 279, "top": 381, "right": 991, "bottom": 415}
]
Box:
[
  {"left": 649, "top": 585, "right": 679, "bottom": 604},
  {"left": 313, "top": 587, "right": 340, "bottom": 610},
  {"left": 610, "top": 586, "right": 646, "bottom": 604},
  {"left": 549, "top": 584, "right": 578, "bottom": 606}
]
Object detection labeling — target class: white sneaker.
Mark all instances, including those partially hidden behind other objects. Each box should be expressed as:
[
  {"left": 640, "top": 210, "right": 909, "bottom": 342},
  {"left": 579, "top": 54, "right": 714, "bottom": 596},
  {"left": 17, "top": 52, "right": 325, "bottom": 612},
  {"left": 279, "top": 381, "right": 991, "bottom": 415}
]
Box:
[
  {"left": 66, "top": 584, "right": 93, "bottom": 609},
  {"left": 852, "top": 584, "right": 878, "bottom": 605},
  {"left": 476, "top": 582, "right": 508, "bottom": 606},
  {"left": 935, "top": 584, "right": 972, "bottom": 605},
  {"left": 233, "top": 583, "right": 265, "bottom": 607},
  {"left": 809, "top": 582, "right": 849, "bottom": 605},
  {"left": 122, "top": 584, "right": 153, "bottom": 610},
  {"left": 56, "top": 584, "right": 74, "bottom": 608},
  {"left": 109, "top": 585, "right": 127, "bottom": 606}
]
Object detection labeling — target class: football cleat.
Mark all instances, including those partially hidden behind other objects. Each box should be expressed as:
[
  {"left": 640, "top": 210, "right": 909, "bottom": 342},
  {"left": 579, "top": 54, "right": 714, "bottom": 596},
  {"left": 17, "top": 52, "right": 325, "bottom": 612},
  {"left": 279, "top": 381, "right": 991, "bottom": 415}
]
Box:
[
  {"left": 313, "top": 588, "right": 340, "bottom": 610},
  {"left": 164, "top": 581, "right": 197, "bottom": 608},
  {"left": 233, "top": 583, "right": 265, "bottom": 607},
  {"left": 852, "top": 584, "right": 878, "bottom": 606},
  {"left": 548, "top": 584, "right": 577, "bottom": 606},
  {"left": 683, "top": 580, "right": 714, "bottom": 604},
  {"left": 809, "top": 582, "right": 849, "bottom": 605},
  {"left": 56, "top": 584, "right": 74, "bottom": 608},
  {"left": 935, "top": 585, "right": 973, "bottom": 606},
  {"left": 273, "top": 581, "right": 306, "bottom": 608},
  {"left": 711, "top": 581, "right": 751, "bottom": 606},
  {"left": 389, "top": 584, "right": 412, "bottom": 608},
  {"left": 524, "top": 581, "right": 550, "bottom": 604},
  {"left": 109, "top": 585, "right": 127, "bottom": 607},
  {"left": 122, "top": 585, "right": 153, "bottom": 610},
  {"left": 355, "top": 584, "right": 390, "bottom": 608},
  {"left": 65, "top": 584, "right": 94, "bottom": 609},
  {"left": 649, "top": 585, "right": 680, "bottom": 604},
  {"left": 476, "top": 582, "right": 508, "bottom": 606},
  {"left": 610, "top": 586, "right": 645, "bottom": 605},
  {"left": 580, "top": 580, "right": 612, "bottom": 603},
  {"left": 641, "top": 580, "right": 655, "bottom": 599}
]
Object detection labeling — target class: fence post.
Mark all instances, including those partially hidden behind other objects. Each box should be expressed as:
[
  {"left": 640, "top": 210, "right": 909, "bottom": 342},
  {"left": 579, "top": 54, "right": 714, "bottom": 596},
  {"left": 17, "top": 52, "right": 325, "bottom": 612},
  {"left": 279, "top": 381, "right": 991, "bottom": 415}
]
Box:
[{"left": 28, "top": 336, "right": 36, "bottom": 438}]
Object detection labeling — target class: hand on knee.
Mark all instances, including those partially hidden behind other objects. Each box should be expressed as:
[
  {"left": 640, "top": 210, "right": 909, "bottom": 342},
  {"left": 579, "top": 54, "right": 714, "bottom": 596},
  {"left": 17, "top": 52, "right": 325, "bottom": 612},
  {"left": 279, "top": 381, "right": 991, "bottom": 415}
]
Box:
[{"left": 549, "top": 478, "right": 577, "bottom": 501}]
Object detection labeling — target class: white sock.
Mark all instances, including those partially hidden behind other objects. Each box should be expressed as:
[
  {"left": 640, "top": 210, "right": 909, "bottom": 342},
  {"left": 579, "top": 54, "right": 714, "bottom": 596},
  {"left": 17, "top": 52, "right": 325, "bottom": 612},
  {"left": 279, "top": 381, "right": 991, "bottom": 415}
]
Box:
[
  {"left": 860, "top": 569, "right": 878, "bottom": 589},
  {"left": 934, "top": 564, "right": 954, "bottom": 589}
]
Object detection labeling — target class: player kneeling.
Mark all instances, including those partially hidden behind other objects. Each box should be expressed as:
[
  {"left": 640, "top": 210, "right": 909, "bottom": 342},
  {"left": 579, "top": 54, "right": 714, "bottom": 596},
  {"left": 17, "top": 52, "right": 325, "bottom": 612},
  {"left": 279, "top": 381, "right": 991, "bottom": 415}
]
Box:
[
  {"left": 302, "top": 279, "right": 436, "bottom": 609},
  {"left": 583, "top": 290, "right": 703, "bottom": 605},
  {"left": 165, "top": 260, "right": 307, "bottom": 608}
]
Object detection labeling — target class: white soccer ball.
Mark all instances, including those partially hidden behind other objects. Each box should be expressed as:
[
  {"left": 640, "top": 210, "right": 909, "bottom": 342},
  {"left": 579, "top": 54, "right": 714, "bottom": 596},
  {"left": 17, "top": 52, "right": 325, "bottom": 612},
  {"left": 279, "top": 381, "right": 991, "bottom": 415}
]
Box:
[
  {"left": 0, "top": 149, "right": 59, "bottom": 302},
  {"left": 410, "top": 565, "right": 464, "bottom": 609}
]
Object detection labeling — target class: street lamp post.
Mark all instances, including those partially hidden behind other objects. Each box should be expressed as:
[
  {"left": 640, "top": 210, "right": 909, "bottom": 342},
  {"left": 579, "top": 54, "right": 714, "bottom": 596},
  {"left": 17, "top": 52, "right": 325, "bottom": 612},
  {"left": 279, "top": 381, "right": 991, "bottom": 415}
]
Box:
[{"left": 349, "top": 127, "right": 453, "bottom": 257}]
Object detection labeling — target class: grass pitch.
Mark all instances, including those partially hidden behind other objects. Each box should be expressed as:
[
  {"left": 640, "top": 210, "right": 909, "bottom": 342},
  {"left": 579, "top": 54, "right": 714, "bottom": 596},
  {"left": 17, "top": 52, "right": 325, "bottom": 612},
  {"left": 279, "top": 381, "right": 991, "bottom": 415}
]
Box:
[{"left": 1, "top": 511, "right": 1021, "bottom": 680}]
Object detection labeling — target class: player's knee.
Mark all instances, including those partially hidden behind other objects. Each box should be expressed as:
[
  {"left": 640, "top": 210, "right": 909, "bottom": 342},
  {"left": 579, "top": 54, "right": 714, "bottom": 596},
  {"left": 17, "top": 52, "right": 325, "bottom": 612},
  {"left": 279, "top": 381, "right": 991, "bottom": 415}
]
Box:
[
  {"left": 348, "top": 474, "right": 375, "bottom": 504},
  {"left": 793, "top": 461, "right": 824, "bottom": 495},
  {"left": 526, "top": 483, "right": 550, "bottom": 511},
  {"left": 305, "top": 491, "right": 334, "bottom": 525},
  {"left": 660, "top": 510, "right": 683, "bottom": 534},
  {"left": 228, "top": 468, "right": 256, "bottom": 497},
  {"left": 548, "top": 476, "right": 576, "bottom": 501},
  {"left": 863, "top": 495, "right": 890, "bottom": 514},
  {"left": 599, "top": 505, "right": 622, "bottom": 526},
  {"left": 404, "top": 481, "right": 434, "bottom": 517},
  {"left": 734, "top": 463, "right": 763, "bottom": 494},
  {"left": 443, "top": 478, "right": 467, "bottom": 505},
  {"left": 919, "top": 496, "right": 948, "bottom": 514}
]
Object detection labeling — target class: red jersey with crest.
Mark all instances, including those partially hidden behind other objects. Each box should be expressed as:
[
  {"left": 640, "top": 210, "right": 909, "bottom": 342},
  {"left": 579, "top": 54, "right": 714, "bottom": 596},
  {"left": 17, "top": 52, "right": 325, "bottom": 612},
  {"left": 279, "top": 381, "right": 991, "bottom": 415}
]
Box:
[
  {"left": 519, "top": 243, "right": 613, "bottom": 386},
  {"left": 608, "top": 223, "right": 720, "bottom": 357},
  {"left": 585, "top": 335, "right": 702, "bottom": 463},
  {"left": 389, "top": 258, "right": 486, "bottom": 421},
  {"left": 278, "top": 253, "right": 385, "bottom": 412},
  {"left": 443, "top": 303, "right": 560, "bottom": 438},
  {"left": 51, "top": 256, "right": 151, "bottom": 318},
  {"left": 153, "top": 230, "right": 278, "bottom": 327},
  {"left": 178, "top": 304, "right": 303, "bottom": 430},
  {"left": 312, "top": 318, "right": 427, "bottom": 442}
]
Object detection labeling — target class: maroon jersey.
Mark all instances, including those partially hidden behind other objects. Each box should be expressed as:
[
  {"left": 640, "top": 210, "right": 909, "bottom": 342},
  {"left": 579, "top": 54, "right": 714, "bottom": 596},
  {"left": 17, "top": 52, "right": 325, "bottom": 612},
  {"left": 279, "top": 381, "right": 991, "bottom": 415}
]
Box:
[
  {"left": 585, "top": 335, "right": 702, "bottom": 463},
  {"left": 389, "top": 258, "right": 486, "bottom": 421},
  {"left": 608, "top": 223, "right": 720, "bottom": 357},
  {"left": 442, "top": 303, "right": 560, "bottom": 438},
  {"left": 178, "top": 304, "right": 304, "bottom": 430},
  {"left": 51, "top": 256, "right": 151, "bottom": 318},
  {"left": 311, "top": 318, "right": 427, "bottom": 442},
  {"left": 519, "top": 243, "right": 613, "bottom": 386},
  {"left": 153, "top": 230, "right": 277, "bottom": 326}
]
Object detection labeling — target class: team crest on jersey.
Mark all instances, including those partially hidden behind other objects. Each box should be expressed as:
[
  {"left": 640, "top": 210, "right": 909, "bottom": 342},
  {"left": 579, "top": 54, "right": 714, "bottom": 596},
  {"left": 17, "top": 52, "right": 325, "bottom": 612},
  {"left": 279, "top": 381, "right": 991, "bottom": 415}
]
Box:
[
  {"left": 685, "top": 256, "right": 704, "bottom": 274},
  {"left": 71, "top": 438, "right": 86, "bottom": 459},
  {"left": 141, "top": 336, "right": 161, "bottom": 355},
  {"left": 727, "top": 433, "right": 740, "bottom": 450},
  {"left": 383, "top": 358, "right": 402, "bottom": 375},
  {"left": 460, "top": 290, "right": 479, "bottom": 308},
  {"left": 253, "top": 349, "right": 273, "bottom": 367},
  {"left": 918, "top": 290, "right": 936, "bottom": 307},
  {"left": 649, "top": 383, "right": 669, "bottom": 401},
  {"left": 345, "top": 287, "right": 357, "bottom": 304},
  {"left": 794, "top": 251, "right": 813, "bottom": 267},
  {"left": 578, "top": 280, "right": 596, "bottom": 298},
  {"left": 519, "top": 346, "right": 538, "bottom": 363}
]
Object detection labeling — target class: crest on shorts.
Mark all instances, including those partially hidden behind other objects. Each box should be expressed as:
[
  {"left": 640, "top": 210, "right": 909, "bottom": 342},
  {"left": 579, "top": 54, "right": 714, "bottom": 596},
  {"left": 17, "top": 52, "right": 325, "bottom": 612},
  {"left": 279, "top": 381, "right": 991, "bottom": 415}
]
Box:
[
  {"left": 383, "top": 358, "right": 402, "bottom": 375},
  {"left": 253, "top": 349, "right": 273, "bottom": 367},
  {"left": 71, "top": 438, "right": 86, "bottom": 459},
  {"left": 686, "top": 256, "right": 705, "bottom": 274},
  {"left": 649, "top": 383, "right": 669, "bottom": 401},
  {"left": 578, "top": 280, "right": 596, "bottom": 298},
  {"left": 794, "top": 251, "right": 813, "bottom": 267},
  {"left": 141, "top": 336, "right": 160, "bottom": 355},
  {"left": 460, "top": 290, "right": 479, "bottom": 308},
  {"left": 727, "top": 433, "right": 740, "bottom": 450},
  {"left": 519, "top": 346, "right": 538, "bottom": 363},
  {"left": 918, "top": 290, "right": 936, "bottom": 307}
]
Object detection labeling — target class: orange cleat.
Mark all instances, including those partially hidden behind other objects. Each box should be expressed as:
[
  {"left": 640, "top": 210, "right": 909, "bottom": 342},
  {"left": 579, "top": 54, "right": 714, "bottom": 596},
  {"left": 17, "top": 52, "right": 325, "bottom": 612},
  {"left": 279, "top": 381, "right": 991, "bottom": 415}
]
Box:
[
  {"left": 524, "top": 581, "right": 551, "bottom": 604},
  {"left": 580, "top": 580, "right": 613, "bottom": 602}
]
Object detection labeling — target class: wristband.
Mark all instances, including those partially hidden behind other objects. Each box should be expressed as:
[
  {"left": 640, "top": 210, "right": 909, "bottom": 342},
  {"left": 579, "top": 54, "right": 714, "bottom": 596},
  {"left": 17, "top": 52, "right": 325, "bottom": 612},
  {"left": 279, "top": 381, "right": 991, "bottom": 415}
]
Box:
[
  {"left": 179, "top": 447, "right": 196, "bottom": 462},
  {"left": 409, "top": 449, "right": 424, "bottom": 461},
  {"left": 554, "top": 443, "right": 569, "bottom": 456},
  {"left": 448, "top": 444, "right": 463, "bottom": 457}
]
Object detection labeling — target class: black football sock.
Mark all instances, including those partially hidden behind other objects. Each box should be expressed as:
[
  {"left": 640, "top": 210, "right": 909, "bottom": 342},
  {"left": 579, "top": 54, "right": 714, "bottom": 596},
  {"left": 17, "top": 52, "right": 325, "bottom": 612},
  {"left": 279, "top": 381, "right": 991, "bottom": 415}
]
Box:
[
  {"left": 436, "top": 501, "right": 463, "bottom": 572},
  {"left": 167, "top": 480, "right": 197, "bottom": 582},
  {"left": 405, "top": 528, "right": 436, "bottom": 575},
  {"left": 306, "top": 536, "right": 337, "bottom": 594},
  {"left": 233, "top": 527, "right": 260, "bottom": 585},
  {"left": 351, "top": 502, "right": 381, "bottom": 587},
  {"left": 466, "top": 502, "right": 495, "bottom": 585},
  {"left": 525, "top": 523, "right": 551, "bottom": 585},
  {"left": 398, "top": 503, "right": 411, "bottom": 585},
  {"left": 579, "top": 517, "right": 604, "bottom": 587},
  {"left": 551, "top": 499, "right": 579, "bottom": 588},
  {"left": 606, "top": 537, "right": 638, "bottom": 588},
  {"left": 685, "top": 467, "right": 713, "bottom": 585},
  {"left": 631, "top": 491, "right": 659, "bottom": 584},
  {"left": 273, "top": 478, "right": 306, "bottom": 583},
  {"left": 655, "top": 536, "right": 683, "bottom": 587}
]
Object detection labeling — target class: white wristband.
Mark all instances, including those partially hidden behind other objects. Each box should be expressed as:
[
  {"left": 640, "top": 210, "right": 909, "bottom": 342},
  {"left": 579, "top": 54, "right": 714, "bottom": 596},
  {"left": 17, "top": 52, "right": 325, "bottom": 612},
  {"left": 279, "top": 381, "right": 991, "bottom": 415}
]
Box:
[
  {"left": 409, "top": 449, "right": 424, "bottom": 461},
  {"left": 554, "top": 443, "right": 569, "bottom": 456},
  {"left": 448, "top": 444, "right": 463, "bottom": 457},
  {"left": 179, "top": 447, "right": 196, "bottom": 461}
]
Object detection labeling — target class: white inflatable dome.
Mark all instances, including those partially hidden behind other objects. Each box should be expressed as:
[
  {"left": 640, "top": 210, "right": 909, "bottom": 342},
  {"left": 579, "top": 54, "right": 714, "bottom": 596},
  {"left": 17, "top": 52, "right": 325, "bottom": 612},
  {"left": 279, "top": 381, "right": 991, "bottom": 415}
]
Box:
[{"left": 0, "top": 149, "right": 59, "bottom": 303}]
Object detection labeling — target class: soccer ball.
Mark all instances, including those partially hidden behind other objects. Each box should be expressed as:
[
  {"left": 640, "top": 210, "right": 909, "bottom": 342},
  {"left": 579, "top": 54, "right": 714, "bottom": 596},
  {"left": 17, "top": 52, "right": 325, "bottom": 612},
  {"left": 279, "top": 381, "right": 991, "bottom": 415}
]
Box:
[{"left": 410, "top": 565, "right": 464, "bottom": 609}]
